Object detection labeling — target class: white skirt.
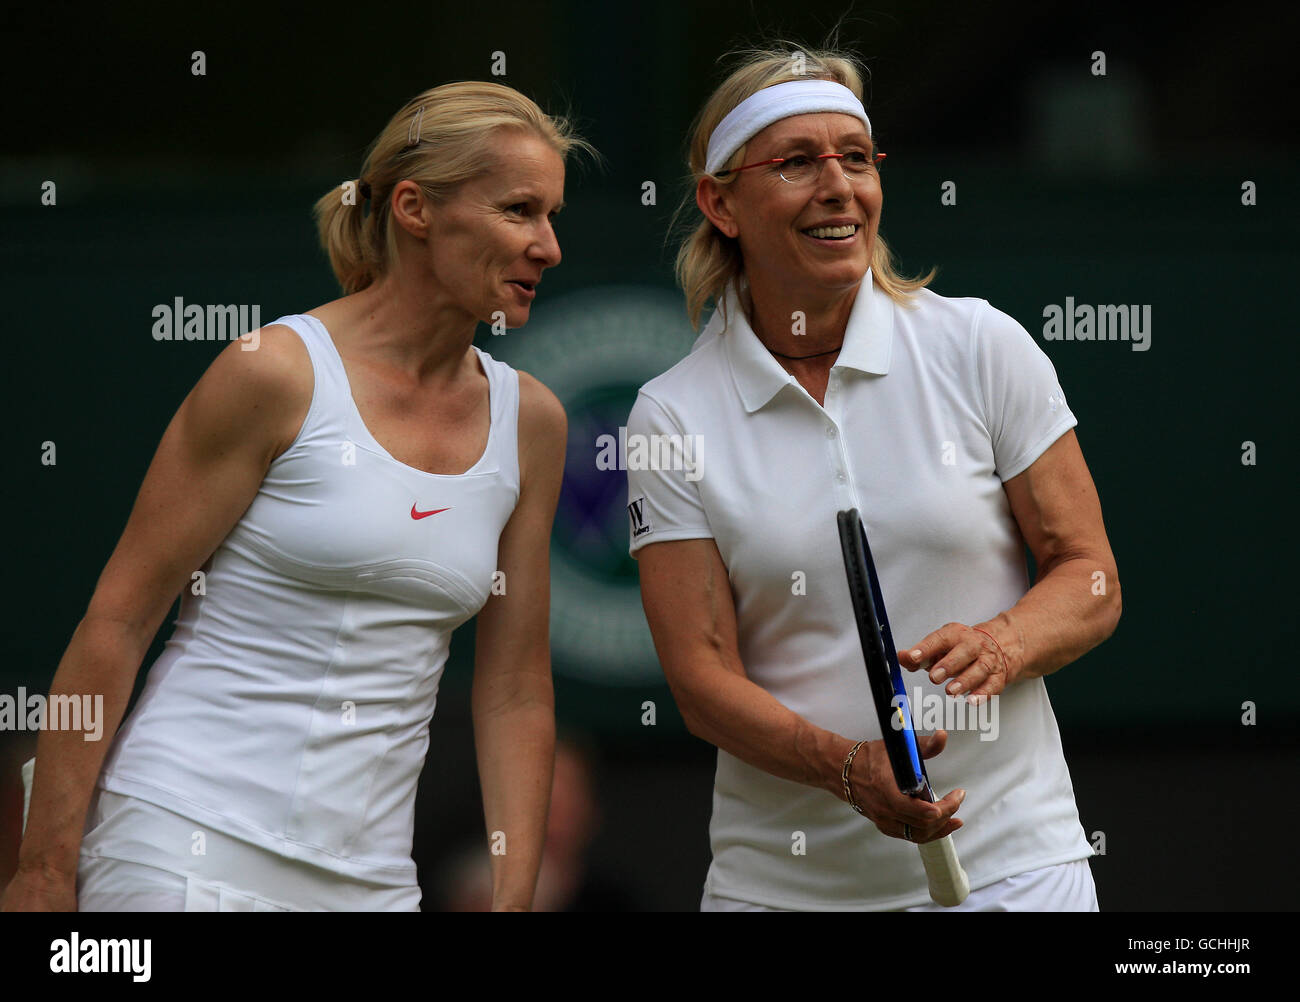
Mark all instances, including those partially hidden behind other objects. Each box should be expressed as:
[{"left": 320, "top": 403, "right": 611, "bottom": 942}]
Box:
[
  {"left": 700, "top": 858, "right": 1100, "bottom": 912},
  {"left": 75, "top": 787, "right": 422, "bottom": 912}
]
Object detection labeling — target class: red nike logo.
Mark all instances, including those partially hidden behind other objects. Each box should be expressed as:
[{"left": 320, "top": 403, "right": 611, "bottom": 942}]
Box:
[{"left": 410, "top": 504, "right": 451, "bottom": 520}]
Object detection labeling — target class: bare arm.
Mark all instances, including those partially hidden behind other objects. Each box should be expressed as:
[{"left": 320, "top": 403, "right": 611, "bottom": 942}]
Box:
[
  {"left": 470, "top": 372, "right": 565, "bottom": 911},
  {"left": 2, "top": 327, "right": 311, "bottom": 910},
  {"left": 637, "top": 537, "right": 963, "bottom": 844},
  {"left": 903, "top": 430, "right": 1123, "bottom": 698}
]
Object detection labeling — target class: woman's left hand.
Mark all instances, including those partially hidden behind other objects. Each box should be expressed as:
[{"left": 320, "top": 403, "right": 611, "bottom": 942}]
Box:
[{"left": 898, "top": 622, "right": 1015, "bottom": 703}]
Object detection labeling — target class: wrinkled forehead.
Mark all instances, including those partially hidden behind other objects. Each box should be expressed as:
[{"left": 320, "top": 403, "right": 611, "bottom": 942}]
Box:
[
  {"left": 486, "top": 129, "right": 567, "bottom": 173},
  {"left": 746, "top": 112, "right": 873, "bottom": 155},
  {"left": 479, "top": 131, "right": 567, "bottom": 189}
]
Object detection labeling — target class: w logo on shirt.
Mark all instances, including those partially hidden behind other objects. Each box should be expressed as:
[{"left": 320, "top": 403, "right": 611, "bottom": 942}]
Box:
[{"left": 627, "top": 497, "right": 651, "bottom": 538}]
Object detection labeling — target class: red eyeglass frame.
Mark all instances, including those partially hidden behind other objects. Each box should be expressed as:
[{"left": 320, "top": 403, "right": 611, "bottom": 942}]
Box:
[{"left": 714, "top": 151, "right": 886, "bottom": 178}]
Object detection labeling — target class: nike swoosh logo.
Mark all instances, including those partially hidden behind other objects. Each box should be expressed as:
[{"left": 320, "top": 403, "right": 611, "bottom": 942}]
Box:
[{"left": 411, "top": 504, "right": 451, "bottom": 520}]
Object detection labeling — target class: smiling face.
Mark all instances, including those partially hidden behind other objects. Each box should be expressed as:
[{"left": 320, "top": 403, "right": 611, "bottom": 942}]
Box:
[
  {"left": 702, "top": 112, "right": 881, "bottom": 306},
  {"left": 420, "top": 129, "right": 566, "bottom": 329}
]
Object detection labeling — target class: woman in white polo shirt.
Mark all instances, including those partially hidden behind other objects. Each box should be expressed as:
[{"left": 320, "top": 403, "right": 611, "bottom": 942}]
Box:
[{"left": 628, "top": 46, "right": 1122, "bottom": 911}]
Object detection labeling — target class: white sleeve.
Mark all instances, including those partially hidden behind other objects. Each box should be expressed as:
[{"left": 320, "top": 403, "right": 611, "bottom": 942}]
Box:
[
  {"left": 973, "top": 301, "right": 1078, "bottom": 481},
  {"left": 625, "top": 392, "right": 713, "bottom": 556}
]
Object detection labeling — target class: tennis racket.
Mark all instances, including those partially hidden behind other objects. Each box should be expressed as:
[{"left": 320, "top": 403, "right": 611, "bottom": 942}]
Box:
[{"left": 837, "top": 508, "right": 970, "bottom": 907}]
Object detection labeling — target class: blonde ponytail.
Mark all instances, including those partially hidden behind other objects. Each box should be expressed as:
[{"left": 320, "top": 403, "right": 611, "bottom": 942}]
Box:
[{"left": 313, "top": 178, "right": 376, "bottom": 295}]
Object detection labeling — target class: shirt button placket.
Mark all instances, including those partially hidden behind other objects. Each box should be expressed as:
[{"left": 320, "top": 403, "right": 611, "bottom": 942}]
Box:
[
  {"left": 825, "top": 421, "right": 852, "bottom": 501},
  {"left": 823, "top": 372, "right": 857, "bottom": 503}
]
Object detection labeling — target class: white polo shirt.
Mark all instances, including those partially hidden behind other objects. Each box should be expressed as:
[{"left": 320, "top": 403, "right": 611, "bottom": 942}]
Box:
[{"left": 626, "top": 272, "right": 1094, "bottom": 910}]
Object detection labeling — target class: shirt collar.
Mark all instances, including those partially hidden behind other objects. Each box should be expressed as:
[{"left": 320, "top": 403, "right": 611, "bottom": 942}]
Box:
[{"left": 715, "top": 270, "right": 894, "bottom": 413}]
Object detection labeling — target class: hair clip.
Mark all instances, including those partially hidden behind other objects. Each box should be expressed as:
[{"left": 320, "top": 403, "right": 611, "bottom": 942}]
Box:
[{"left": 407, "top": 105, "right": 425, "bottom": 147}]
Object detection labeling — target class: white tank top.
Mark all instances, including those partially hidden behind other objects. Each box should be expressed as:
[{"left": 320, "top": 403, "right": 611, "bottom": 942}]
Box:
[{"left": 97, "top": 313, "right": 521, "bottom": 885}]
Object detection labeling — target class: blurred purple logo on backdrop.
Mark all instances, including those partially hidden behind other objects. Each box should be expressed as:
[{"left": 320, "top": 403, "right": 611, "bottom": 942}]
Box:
[{"left": 489, "top": 287, "right": 695, "bottom": 685}]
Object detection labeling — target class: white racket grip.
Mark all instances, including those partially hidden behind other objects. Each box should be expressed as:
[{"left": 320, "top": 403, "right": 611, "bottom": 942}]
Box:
[
  {"left": 21, "top": 757, "right": 35, "bottom": 835},
  {"left": 917, "top": 834, "right": 970, "bottom": 907}
]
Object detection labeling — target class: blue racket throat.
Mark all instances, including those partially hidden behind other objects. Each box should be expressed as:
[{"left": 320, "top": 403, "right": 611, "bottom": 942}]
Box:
[
  {"left": 890, "top": 682, "right": 928, "bottom": 794},
  {"left": 839, "top": 508, "right": 930, "bottom": 798},
  {"left": 866, "top": 525, "right": 932, "bottom": 795},
  {"left": 837, "top": 508, "right": 970, "bottom": 905}
]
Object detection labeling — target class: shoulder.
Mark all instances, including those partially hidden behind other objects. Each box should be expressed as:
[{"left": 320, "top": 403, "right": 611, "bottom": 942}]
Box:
[
  {"left": 915, "top": 288, "right": 1029, "bottom": 336},
  {"left": 897, "top": 288, "right": 1033, "bottom": 357},
  {"left": 897, "top": 287, "right": 990, "bottom": 338},
  {"left": 636, "top": 334, "right": 729, "bottom": 412},
  {"left": 202, "top": 323, "right": 312, "bottom": 395},
  {"left": 516, "top": 369, "right": 567, "bottom": 439},
  {"left": 189, "top": 323, "right": 314, "bottom": 458},
  {"left": 514, "top": 369, "right": 567, "bottom": 483}
]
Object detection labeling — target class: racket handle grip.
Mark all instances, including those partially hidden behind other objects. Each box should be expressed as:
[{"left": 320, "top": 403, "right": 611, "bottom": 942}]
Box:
[
  {"left": 917, "top": 834, "right": 970, "bottom": 907},
  {"left": 20, "top": 757, "right": 35, "bottom": 835}
]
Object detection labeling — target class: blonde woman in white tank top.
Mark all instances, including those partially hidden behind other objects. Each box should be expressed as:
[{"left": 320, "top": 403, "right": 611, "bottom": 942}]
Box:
[{"left": 3, "top": 83, "right": 591, "bottom": 912}]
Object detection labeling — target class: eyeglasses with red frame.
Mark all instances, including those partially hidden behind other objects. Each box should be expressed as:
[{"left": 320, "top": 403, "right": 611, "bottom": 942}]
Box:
[{"left": 714, "top": 150, "right": 886, "bottom": 185}]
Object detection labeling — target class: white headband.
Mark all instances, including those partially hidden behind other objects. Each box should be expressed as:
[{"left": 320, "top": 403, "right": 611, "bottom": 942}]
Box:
[{"left": 705, "top": 79, "right": 871, "bottom": 176}]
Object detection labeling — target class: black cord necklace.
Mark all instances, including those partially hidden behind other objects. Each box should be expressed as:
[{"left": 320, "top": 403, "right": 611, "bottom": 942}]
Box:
[{"left": 768, "top": 344, "right": 844, "bottom": 360}]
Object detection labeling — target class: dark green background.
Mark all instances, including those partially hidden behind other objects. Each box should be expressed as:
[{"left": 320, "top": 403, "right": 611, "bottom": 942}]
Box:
[{"left": 2, "top": 0, "right": 1297, "bottom": 910}]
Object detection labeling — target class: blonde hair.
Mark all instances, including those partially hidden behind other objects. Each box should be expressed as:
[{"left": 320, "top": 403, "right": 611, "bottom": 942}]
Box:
[
  {"left": 674, "top": 44, "right": 935, "bottom": 328},
  {"left": 313, "top": 81, "right": 592, "bottom": 295}
]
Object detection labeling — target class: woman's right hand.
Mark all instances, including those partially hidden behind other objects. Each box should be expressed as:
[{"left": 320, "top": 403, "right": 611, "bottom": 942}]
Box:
[
  {"left": 1, "top": 867, "right": 78, "bottom": 912},
  {"left": 637, "top": 537, "right": 965, "bottom": 830},
  {"left": 844, "top": 730, "right": 966, "bottom": 844},
  {"left": 6, "top": 326, "right": 314, "bottom": 916}
]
